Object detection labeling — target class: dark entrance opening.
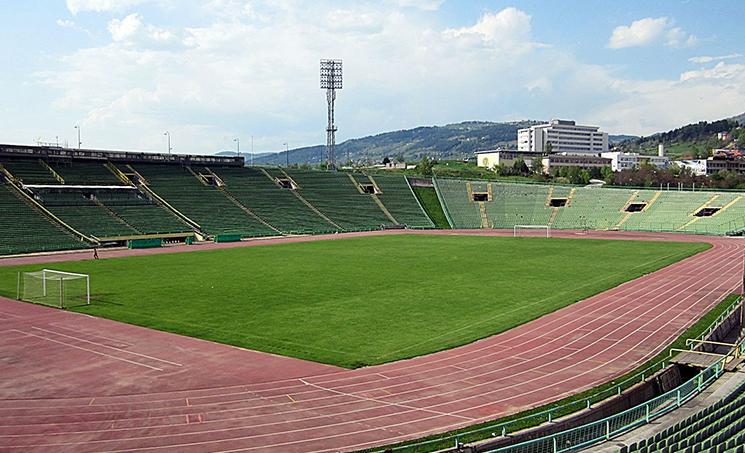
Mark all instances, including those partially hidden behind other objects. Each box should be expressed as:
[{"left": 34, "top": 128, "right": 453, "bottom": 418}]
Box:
[
  {"left": 472, "top": 193, "right": 488, "bottom": 202},
  {"left": 276, "top": 178, "right": 295, "bottom": 189},
  {"left": 625, "top": 202, "right": 647, "bottom": 212},
  {"left": 360, "top": 184, "right": 377, "bottom": 194},
  {"left": 549, "top": 198, "right": 567, "bottom": 207},
  {"left": 695, "top": 207, "right": 721, "bottom": 217}
]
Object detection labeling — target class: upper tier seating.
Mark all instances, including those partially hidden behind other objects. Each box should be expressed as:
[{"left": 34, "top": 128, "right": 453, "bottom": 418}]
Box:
[
  {"left": 132, "top": 164, "right": 277, "bottom": 237},
  {"left": 0, "top": 184, "right": 86, "bottom": 255},
  {"left": 209, "top": 167, "right": 336, "bottom": 234},
  {"left": 50, "top": 161, "right": 125, "bottom": 186},
  {"left": 1, "top": 159, "right": 59, "bottom": 185}
]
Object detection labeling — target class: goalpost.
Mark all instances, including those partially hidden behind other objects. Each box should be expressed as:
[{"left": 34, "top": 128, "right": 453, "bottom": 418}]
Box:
[
  {"left": 17, "top": 269, "right": 90, "bottom": 309},
  {"left": 513, "top": 224, "right": 551, "bottom": 238}
]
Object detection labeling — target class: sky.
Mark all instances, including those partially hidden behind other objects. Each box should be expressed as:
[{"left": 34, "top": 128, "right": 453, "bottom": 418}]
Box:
[{"left": 0, "top": 0, "right": 744, "bottom": 155}]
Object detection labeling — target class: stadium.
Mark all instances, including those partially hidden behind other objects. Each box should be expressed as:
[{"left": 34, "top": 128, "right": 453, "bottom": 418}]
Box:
[{"left": 1, "top": 143, "right": 744, "bottom": 453}]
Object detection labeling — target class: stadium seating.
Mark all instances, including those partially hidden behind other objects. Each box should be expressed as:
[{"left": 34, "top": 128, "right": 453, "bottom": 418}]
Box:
[
  {"left": 37, "top": 190, "right": 140, "bottom": 238},
  {"left": 553, "top": 187, "right": 631, "bottom": 230},
  {"left": 1, "top": 158, "right": 60, "bottom": 185},
  {"left": 209, "top": 167, "right": 336, "bottom": 234},
  {"left": 50, "top": 161, "right": 125, "bottom": 186},
  {"left": 488, "top": 183, "right": 552, "bottom": 228},
  {"left": 0, "top": 184, "right": 86, "bottom": 254},
  {"left": 132, "top": 164, "right": 278, "bottom": 237},
  {"left": 621, "top": 378, "right": 745, "bottom": 453},
  {"left": 357, "top": 173, "right": 433, "bottom": 228},
  {"left": 433, "top": 178, "right": 481, "bottom": 228},
  {"left": 95, "top": 190, "right": 192, "bottom": 235},
  {"left": 286, "top": 169, "right": 392, "bottom": 230},
  {"left": 435, "top": 179, "right": 745, "bottom": 234}
]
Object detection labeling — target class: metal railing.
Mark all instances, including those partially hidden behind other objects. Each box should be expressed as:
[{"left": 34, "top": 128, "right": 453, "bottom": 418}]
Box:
[
  {"left": 487, "top": 300, "right": 744, "bottom": 453},
  {"left": 368, "top": 296, "right": 742, "bottom": 453},
  {"left": 488, "top": 360, "right": 726, "bottom": 452}
]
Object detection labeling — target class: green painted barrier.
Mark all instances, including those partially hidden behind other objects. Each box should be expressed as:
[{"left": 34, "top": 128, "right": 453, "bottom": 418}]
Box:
[
  {"left": 128, "top": 238, "right": 163, "bottom": 249},
  {"left": 215, "top": 234, "right": 242, "bottom": 243},
  {"left": 185, "top": 236, "right": 194, "bottom": 245}
]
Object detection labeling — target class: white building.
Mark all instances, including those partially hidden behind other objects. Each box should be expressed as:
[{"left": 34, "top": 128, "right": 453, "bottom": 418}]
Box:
[
  {"left": 601, "top": 152, "right": 670, "bottom": 172},
  {"left": 518, "top": 119, "right": 609, "bottom": 154},
  {"left": 676, "top": 159, "right": 708, "bottom": 176},
  {"left": 475, "top": 150, "right": 542, "bottom": 170}
]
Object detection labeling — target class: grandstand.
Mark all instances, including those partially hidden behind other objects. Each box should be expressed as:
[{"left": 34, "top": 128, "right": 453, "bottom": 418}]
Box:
[
  {"left": 131, "top": 163, "right": 277, "bottom": 237},
  {"left": 49, "top": 161, "right": 125, "bottom": 186},
  {"left": 621, "top": 377, "right": 745, "bottom": 453},
  {"left": 210, "top": 166, "right": 336, "bottom": 234},
  {"left": 36, "top": 190, "right": 140, "bottom": 239},
  {"left": 286, "top": 169, "right": 393, "bottom": 230},
  {"left": 0, "top": 183, "right": 86, "bottom": 255},
  {"left": 434, "top": 178, "right": 745, "bottom": 235},
  {"left": 5, "top": 144, "right": 745, "bottom": 256}
]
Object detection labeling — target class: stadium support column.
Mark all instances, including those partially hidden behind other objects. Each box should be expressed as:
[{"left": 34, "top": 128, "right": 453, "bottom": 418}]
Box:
[{"left": 320, "top": 59, "right": 342, "bottom": 170}]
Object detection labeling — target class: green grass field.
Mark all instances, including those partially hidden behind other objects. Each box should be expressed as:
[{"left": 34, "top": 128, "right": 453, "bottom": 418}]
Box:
[{"left": 0, "top": 235, "right": 709, "bottom": 368}]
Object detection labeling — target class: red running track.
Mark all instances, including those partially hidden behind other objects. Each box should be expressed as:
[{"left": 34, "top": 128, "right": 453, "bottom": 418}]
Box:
[{"left": 0, "top": 230, "right": 742, "bottom": 452}]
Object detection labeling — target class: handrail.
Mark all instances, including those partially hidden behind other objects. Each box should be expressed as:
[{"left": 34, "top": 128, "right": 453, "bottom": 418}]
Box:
[
  {"left": 368, "top": 295, "right": 742, "bottom": 453},
  {"left": 486, "top": 297, "right": 744, "bottom": 453}
]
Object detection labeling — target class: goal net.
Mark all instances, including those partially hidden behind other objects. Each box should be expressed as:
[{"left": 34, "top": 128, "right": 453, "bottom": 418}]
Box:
[
  {"left": 513, "top": 224, "right": 551, "bottom": 238},
  {"left": 17, "top": 269, "right": 90, "bottom": 309}
]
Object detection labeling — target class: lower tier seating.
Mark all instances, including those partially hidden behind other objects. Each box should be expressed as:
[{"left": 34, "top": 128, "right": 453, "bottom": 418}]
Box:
[{"left": 0, "top": 184, "right": 87, "bottom": 255}]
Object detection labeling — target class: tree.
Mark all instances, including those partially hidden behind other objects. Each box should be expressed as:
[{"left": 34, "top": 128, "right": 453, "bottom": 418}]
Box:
[
  {"left": 418, "top": 156, "right": 434, "bottom": 176},
  {"left": 531, "top": 157, "right": 544, "bottom": 174},
  {"left": 395, "top": 154, "right": 405, "bottom": 163},
  {"left": 382, "top": 156, "right": 391, "bottom": 165},
  {"left": 545, "top": 141, "right": 553, "bottom": 154},
  {"left": 601, "top": 165, "right": 614, "bottom": 183}
]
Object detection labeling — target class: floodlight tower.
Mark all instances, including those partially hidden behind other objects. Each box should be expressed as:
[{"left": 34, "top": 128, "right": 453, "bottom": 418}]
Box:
[{"left": 320, "top": 59, "right": 342, "bottom": 169}]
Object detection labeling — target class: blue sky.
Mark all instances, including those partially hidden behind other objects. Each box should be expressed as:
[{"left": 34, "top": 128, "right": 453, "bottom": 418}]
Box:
[{"left": 1, "top": 0, "right": 744, "bottom": 154}]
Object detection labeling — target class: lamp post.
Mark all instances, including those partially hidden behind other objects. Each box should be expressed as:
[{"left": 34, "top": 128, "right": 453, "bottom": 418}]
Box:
[
  {"left": 233, "top": 137, "right": 240, "bottom": 158},
  {"left": 250, "top": 135, "right": 254, "bottom": 166},
  {"left": 163, "top": 131, "right": 172, "bottom": 154},
  {"left": 74, "top": 125, "right": 82, "bottom": 149},
  {"left": 284, "top": 142, "right": 289, "bottom": 167}
]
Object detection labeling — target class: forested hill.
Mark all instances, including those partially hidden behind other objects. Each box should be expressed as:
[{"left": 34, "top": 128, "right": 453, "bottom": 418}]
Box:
[
  {"left": 244, "top": 120, "right": 634, "bottom": 165},
  {"left": 251, "top": 121, "right": 540, "bottom": 165},
  {"left": 618, "top": 112, "right": 745, "bottom": 158}
]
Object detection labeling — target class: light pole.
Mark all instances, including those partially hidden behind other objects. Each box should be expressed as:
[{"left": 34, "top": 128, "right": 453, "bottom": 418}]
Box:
[
  {"left": 250, "top": 135, "right": 254, "bottom": 166},
  {"left": 163, "top": 131, "right": 172, "bottom": 154},
  {"left": 74, "top": 125, "right": 82, "bottom": 149},
  {"left": 233, "top": 137, "right": 240, "bottom": 158},
  {"left": 284, "top": 142, "right": 289, "bottom": 167}
]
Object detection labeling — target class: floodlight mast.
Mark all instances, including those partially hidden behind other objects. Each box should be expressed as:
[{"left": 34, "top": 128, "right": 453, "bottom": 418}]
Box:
[{"left": 320, "top": 59, "right": 342, "bottom": 169}]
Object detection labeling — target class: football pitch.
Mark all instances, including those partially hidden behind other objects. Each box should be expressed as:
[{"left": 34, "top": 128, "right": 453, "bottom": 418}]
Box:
[{"left": 0, "top": 235, "right": 709, "bottom": 368}]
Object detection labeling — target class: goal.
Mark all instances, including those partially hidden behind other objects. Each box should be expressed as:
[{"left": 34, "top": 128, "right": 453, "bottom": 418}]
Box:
[
  {"left": 513, "top": 224, "right": 551, "bottom": 238},
  {"left": 17, "top": 269, "right": 90, "bottom": 309}
]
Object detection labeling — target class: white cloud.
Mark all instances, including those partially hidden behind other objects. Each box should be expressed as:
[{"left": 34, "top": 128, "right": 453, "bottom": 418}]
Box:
[
  {"left": 608, "top": 17, "right": 696, "bottom": 49},
  {"left": 680, "top": 62, "right": 745, "bottom": 81},
  {"left": 107, "top": 13, "right": 181, "bottom": 48},
  {"left": 395, "top": 0, "right": 444, "bottom": 11},
  {"left": 30, "top": 2, "right": 745, "bottom": 152},
  {"left": 66, "top": 0, "right": 148, "bottom": 14},
  {"left": 689, "top": 53, "right": 743, "bottom": 64},
  {"left": 665, "top": 27, "right": 697, "bottom": 48},
  {"left": 56, "top": 19, "right": 76, "bottom": 29},
  {"left": 443, "top": 7, "right": 537, "bottom": 55}
]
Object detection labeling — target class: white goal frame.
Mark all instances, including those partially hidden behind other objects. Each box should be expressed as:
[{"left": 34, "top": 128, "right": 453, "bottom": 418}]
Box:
[
  {"left": 17, "top": 269, "right": 90, "bottom": 308},
  {"left": 513, "top": 224, "right": 551, "bottom": 238}
]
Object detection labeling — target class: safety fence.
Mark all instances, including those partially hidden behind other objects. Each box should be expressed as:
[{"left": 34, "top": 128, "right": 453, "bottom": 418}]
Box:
[{"left": 369, "top": 296, "right": 742, "bottom": 453}]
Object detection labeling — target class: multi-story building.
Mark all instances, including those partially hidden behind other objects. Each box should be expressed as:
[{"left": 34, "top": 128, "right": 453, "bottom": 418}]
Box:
[
  {"left": 601, "top": 151, "right": 670, "bottom": 172},
  {"left": 518, "top": 119, "right": 609, "bottom": 154},
  {"left": 475, "top": 150, "right": 543, "bottom": 170},
  {"left": 541, "top": 154, "right": 611, "bottom": 174}
]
